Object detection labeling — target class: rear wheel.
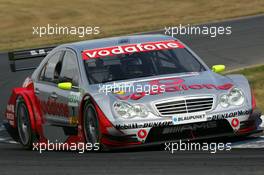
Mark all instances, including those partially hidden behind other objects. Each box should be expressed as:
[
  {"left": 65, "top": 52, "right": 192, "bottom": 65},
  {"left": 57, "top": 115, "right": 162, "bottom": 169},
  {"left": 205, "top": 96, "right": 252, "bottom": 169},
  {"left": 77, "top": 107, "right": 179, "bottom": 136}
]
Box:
[{"left": 16, "top": 98, "right": 34, "bottom": 149}]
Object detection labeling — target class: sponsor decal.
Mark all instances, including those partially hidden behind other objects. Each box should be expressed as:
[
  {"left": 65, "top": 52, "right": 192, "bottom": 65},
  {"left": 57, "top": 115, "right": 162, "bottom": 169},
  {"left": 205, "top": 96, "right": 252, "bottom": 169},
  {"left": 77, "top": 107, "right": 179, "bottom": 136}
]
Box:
[
  {"left": 68, "top": 92, "right": 81, "bottom": 107},
  {"left": 79, "top": 88, "right": 86, "bottom": 96},
  {"left": 116, "top": 77, "right": 233, "bottom": 100},
  {"left": 162, "top": 121, "right": 217, "bottom": 134},
  {"left": 30, "top": 49, "right": 50, "bottom": 56},
  {"left": 40, "top": 100, "right": 69, "bottom": 117},
  {"left": 6, "top": 113, "right": 14, "bottom": 120},
  {"left": 82, "top": 40, "right": 185, "bottom": 60},
  {"left": 137, "top": 129, "right": 147, "bottom": 139},
  {"left": 9, "top": 120, "right": 15, "bottom": 126},
  {"left": 69, "top": 116, "right": 79, "bottom": 125},
  {"left": 172, "top": 112, "right": 206, "bottom": 125},
  {"left": 115, "top": 121, "right": 172, "bottom": 130},
  {"left": 231, "top": 118, "right": 239, "bottom": 128},
  {"left": 209, "top": 110, "right": 251, "bottom": 120},
  {"left": 6, "top": 104, "right": 15, "bottom": 113}
]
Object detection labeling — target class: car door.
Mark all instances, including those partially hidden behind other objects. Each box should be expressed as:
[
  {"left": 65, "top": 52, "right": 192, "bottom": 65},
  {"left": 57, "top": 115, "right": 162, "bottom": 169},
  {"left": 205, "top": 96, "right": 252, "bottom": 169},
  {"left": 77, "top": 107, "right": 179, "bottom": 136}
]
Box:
[
  {"left": 55, "top": 49, "right": 81, "bottom": 129},
  {"left": 35, "top": 50, "right": 64, "bottom": 121},
  {"left": 35, "top": 49, "right": 82, "bottom": 142},
  {"left": 34, "top": 50, "right": 73, "bottom": 142}
]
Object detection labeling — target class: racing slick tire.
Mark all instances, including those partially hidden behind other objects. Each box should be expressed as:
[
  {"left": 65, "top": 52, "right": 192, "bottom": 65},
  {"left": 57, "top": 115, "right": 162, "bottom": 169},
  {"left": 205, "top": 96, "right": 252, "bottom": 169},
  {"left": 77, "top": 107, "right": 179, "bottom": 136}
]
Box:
[
  {"left": 83, "top": 102, "right": 108, "bottom": 151},
  {"left": 16, "top": 97, "right": 35, "bottom": 149}
]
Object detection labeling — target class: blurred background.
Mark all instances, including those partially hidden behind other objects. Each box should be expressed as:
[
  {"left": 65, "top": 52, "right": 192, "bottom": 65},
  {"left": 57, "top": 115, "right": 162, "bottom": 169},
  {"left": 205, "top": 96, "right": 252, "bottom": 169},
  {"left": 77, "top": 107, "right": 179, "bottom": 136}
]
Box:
[{"left": 0, "top": 0, "right": 263, "bottom": 51}]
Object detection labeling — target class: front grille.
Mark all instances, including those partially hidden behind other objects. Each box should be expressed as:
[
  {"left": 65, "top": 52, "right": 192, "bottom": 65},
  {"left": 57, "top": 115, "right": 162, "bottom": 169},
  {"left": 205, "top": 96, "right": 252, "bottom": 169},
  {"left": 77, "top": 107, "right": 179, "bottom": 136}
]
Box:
[{"left": 155, "top": 97, "right": 213, "bottom": 116}]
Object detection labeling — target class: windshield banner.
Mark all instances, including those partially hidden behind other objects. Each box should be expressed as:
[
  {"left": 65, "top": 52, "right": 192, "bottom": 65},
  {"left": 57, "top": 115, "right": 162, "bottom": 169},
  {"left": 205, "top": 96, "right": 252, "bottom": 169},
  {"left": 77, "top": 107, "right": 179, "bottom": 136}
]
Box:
[{"left": 82, "top": 40, "right": 185, "bottom": 60}]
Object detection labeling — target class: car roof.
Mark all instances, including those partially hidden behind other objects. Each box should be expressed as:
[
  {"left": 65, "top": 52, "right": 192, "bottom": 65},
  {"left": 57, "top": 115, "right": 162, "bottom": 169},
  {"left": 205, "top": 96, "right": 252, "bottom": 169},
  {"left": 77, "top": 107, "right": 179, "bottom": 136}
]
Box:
[{"left": 60, "top": 34, "right": 176, "bottom": 52}]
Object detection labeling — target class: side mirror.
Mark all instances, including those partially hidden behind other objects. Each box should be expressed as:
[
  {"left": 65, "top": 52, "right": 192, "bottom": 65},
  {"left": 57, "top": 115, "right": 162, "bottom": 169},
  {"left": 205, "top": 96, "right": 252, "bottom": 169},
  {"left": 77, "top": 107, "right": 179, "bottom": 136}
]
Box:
[
  {"left": 58, "top": 82, "right": 72, "bottom": 90},
  {"left": 212, "top": 65, "right": 225, "bottom": 73}
]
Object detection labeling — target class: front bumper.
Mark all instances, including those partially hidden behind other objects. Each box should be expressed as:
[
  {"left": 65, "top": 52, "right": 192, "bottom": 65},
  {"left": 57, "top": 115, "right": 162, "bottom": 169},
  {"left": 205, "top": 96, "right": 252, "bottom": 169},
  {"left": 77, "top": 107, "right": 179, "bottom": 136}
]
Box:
[{"left": 102, "top": 109, "right": 262, "bottom": 148}]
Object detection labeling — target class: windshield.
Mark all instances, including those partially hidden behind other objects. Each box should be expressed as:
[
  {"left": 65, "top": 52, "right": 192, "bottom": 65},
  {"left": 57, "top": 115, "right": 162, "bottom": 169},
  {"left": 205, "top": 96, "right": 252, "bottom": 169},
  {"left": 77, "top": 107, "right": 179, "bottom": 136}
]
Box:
[{"left": 84, "top": 47, "right": 206, "bottom": 84}]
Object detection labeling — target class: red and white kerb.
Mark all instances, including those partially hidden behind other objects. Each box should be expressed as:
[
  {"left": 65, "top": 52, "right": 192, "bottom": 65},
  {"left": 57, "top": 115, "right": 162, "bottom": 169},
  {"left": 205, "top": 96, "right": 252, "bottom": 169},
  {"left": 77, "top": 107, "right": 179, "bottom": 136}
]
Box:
[{"left": 82, "top": 40, "right": 185, "bottom": 60}]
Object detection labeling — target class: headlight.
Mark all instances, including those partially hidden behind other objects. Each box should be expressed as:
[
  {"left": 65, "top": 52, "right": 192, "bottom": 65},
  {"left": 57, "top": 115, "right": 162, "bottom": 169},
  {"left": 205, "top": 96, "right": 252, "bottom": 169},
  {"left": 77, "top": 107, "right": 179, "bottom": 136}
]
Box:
[
  {"left": 228, "top": 88, "right": 245, "bottom": 106},
  {"left": 113, "top": 101, "right": 149, "bottom": 119},
  {"left": 220, "top": 94, "right": 229, "bottom": 108},
  {"left": 220, "top": 88, "right": 245, "bottom": 108}
]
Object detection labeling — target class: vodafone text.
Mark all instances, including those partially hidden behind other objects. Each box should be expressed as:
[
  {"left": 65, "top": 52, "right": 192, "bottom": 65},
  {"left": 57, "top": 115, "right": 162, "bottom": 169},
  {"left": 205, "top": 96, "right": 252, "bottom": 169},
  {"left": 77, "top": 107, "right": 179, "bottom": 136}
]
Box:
[{"left": 82, "top": 40, "right": 184, "bottom": 60}]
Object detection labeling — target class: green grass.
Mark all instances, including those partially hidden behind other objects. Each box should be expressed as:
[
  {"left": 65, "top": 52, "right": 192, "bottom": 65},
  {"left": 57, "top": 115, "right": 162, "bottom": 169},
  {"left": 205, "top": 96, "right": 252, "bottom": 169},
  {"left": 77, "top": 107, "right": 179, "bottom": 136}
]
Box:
[
  {"left": 227, "top": 65, "right": 264, "bottom": 111},
  {"left": 0, "top": 0, "right": 264, "bottom": 51}
]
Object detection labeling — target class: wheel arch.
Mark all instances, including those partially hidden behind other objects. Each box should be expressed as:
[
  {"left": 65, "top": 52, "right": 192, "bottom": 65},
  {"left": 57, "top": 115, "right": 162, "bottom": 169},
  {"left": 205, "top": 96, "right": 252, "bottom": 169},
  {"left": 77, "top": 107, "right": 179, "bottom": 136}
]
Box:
[
  {"left": 79, "top": 94, "right": 115, "bottom": 142},
  {"left": 5, "top": 87, "right": 42, "bottom": 135},
  {"left": 15, "top": 91, "right": 37, "bottom": 133}
]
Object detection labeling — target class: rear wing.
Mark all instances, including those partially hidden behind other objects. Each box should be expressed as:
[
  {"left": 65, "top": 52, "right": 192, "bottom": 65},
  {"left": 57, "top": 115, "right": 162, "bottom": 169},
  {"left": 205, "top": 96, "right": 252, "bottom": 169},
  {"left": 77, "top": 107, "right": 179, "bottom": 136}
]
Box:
[{"left": 8, "top": 46, "right": 56, "bottom": 72}]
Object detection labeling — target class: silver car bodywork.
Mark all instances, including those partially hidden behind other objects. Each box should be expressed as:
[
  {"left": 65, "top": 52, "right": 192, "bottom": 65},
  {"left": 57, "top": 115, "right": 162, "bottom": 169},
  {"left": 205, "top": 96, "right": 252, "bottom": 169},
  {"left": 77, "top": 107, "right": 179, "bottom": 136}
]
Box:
[{"left": 27, "top": 34, "right": 261, "bottom": 145}]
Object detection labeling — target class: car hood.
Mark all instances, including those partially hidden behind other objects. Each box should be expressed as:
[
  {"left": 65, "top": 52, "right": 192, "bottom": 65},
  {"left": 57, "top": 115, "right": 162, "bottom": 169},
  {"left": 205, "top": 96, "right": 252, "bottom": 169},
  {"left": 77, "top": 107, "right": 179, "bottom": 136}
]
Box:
[{"left": 88, "top": 71, "right": 235, "bottom": 105}]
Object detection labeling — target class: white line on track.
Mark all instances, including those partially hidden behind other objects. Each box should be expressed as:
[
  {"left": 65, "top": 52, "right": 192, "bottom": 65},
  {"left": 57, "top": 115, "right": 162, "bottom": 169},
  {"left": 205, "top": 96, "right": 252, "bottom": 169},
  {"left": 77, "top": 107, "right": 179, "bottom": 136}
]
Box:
[{"left": 0, "top": 137, "right": 17, "bottom": 144}]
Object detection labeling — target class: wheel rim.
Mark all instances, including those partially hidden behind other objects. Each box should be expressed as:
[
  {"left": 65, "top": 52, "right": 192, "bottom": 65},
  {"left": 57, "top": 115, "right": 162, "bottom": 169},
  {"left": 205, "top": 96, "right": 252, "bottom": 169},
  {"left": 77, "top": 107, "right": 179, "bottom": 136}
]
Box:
[
  {"left": 84, "top": 105, "right": 99, "bottom": 144},
  {"left": 17, "top": 103, "right": 30, "bottom": 145}
]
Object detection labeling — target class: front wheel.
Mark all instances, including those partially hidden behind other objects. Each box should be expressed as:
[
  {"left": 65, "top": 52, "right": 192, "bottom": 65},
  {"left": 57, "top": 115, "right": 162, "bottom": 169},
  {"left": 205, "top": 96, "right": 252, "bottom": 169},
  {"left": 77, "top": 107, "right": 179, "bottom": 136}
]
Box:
[
  {"left": 83, "top": 103, "right": 100, "bottom": 145},
  {"left": 83, "top": 102, "right": 110, "bottom": 151}
]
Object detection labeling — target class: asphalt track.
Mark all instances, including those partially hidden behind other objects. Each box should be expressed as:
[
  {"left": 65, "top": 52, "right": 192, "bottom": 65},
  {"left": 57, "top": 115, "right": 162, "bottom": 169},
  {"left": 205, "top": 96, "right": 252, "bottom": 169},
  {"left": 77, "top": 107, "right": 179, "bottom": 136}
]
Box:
[{"left": 0, "top": 15, "right": 264, "bottom": 175}]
